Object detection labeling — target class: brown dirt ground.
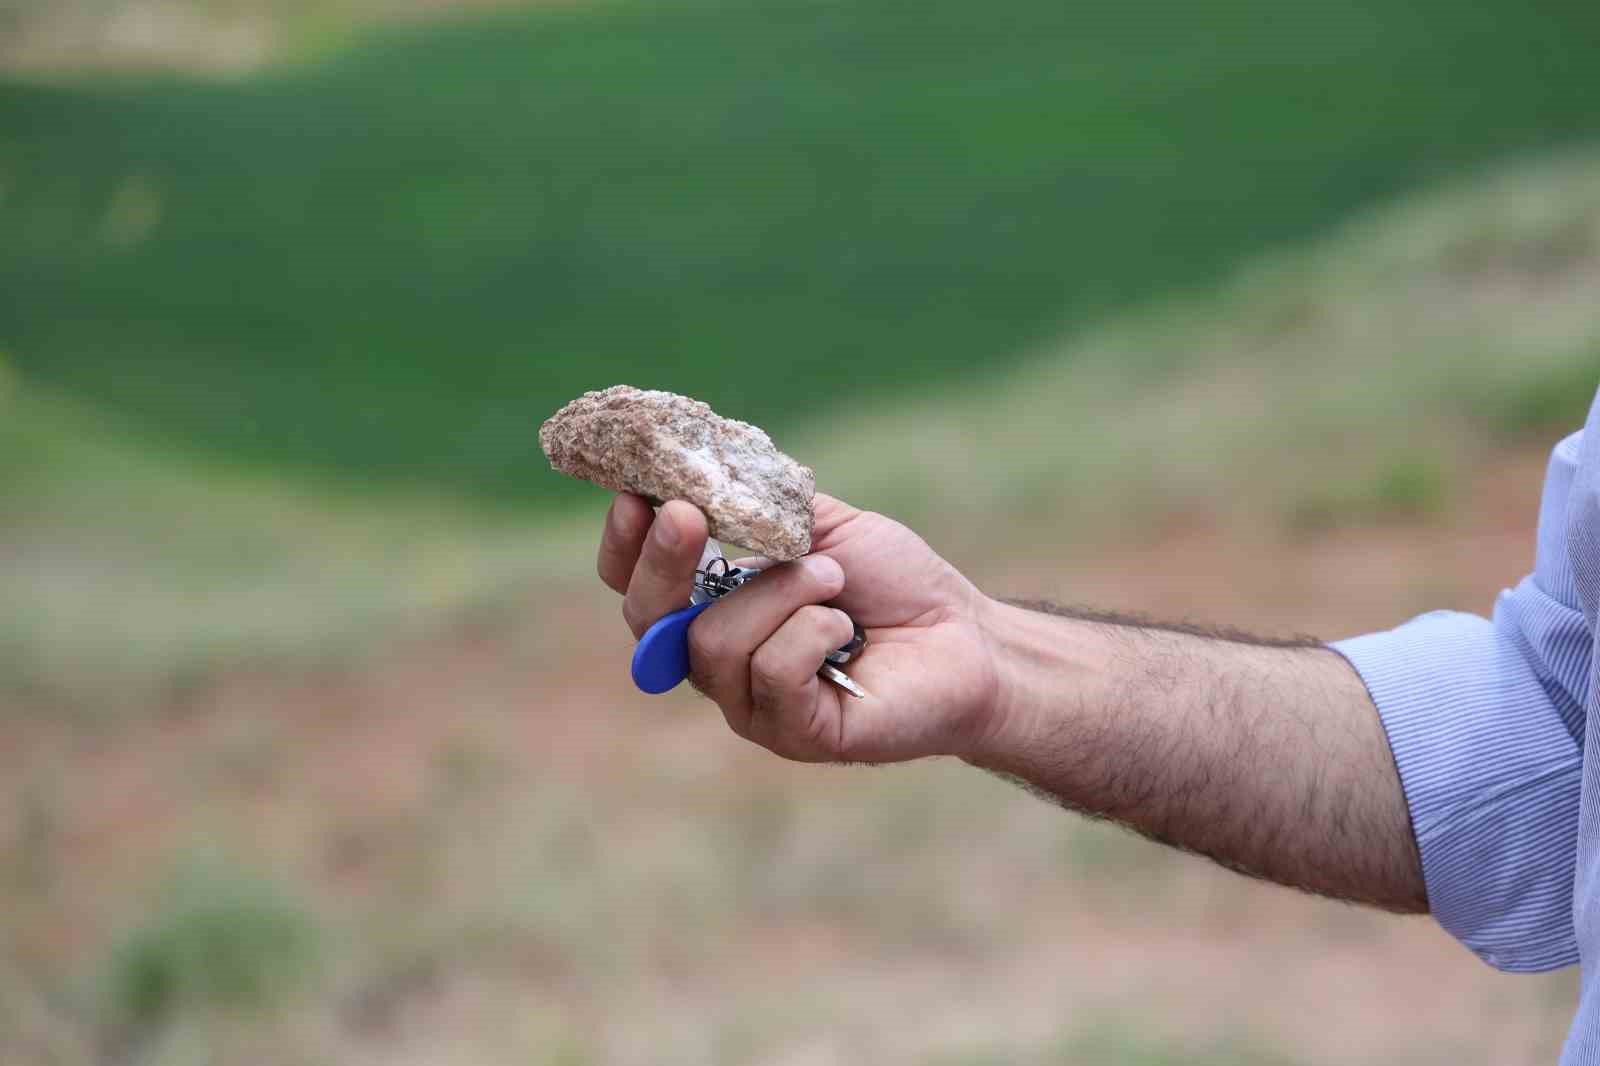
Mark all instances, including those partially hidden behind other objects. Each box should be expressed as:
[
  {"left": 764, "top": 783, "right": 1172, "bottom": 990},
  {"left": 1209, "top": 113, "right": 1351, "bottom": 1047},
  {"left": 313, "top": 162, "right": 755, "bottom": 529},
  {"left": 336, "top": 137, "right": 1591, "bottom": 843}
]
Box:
[{"left": 0, "top": 444, "right": 1581, "bottom": 1065}]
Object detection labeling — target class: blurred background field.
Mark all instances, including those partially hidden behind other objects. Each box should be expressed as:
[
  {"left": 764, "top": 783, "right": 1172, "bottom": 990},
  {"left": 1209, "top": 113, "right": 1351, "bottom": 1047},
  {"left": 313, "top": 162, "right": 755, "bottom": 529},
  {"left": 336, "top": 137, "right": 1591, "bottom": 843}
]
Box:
[{"left": 4, "top": 1, "right": 1600, "bottom": 1063}]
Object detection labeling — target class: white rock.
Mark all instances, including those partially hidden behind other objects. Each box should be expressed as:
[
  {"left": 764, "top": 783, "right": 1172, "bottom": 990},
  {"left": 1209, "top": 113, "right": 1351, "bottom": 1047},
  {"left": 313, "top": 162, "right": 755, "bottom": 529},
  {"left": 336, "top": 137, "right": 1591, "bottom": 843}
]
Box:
[{"left": 540, "top": 386, "right": 815, "bottom": 560}]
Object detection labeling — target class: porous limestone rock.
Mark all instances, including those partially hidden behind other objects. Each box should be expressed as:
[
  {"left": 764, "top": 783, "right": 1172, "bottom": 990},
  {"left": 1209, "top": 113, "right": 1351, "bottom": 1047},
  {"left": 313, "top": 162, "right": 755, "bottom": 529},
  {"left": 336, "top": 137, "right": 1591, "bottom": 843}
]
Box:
[{"left": 540, "top": 386, "right": 815, "bottom": 560}]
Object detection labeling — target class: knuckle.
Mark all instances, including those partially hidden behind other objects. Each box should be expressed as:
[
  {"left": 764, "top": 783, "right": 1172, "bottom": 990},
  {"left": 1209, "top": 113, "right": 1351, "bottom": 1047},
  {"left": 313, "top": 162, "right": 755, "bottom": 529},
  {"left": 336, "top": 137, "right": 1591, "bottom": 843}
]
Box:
[
  {"left": 790, "top": 603, "right": 825, "bottom": 624},
  {"left": 749, "top": 645, "right": 789, "bottom": 694},
  {"left": 686, "top": 619, "right": 722, "bottom": 664},
  {"left": 795, "top": 604, "right": 839, "bottom": 638}
]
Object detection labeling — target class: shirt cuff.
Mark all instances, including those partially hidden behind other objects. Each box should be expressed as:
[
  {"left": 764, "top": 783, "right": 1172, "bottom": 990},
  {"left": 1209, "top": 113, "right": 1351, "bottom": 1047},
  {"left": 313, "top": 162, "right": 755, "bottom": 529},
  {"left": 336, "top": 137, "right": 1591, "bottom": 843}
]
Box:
[{"left": 1333, "top": 609, "right": 1581, "bottom": 972}]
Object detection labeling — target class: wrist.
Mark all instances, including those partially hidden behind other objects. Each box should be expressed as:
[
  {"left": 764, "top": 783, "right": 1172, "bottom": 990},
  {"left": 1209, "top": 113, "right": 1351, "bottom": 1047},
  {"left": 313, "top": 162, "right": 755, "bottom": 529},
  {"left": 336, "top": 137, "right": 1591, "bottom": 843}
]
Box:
[{"left": 963, "top": 596, "right": 1114, "bottom": 771}]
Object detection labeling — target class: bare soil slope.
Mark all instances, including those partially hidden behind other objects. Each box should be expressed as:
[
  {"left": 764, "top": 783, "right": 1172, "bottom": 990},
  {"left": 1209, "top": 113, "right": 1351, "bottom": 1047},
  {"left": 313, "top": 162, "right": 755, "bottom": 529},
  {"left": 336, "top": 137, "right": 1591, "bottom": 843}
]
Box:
[{"left": 2, "top": 446, "right": 1577, "bottom": 1066}]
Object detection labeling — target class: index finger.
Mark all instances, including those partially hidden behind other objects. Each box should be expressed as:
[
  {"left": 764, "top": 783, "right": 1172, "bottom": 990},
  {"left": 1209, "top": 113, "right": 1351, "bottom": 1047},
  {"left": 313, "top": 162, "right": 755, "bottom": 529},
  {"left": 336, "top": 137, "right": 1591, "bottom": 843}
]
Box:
[
  {"left": 621, "top": 500, "right": 709, "bottom": 638},
  {"left": 597, "top": 493, "right": 654, "bottom": 595}
]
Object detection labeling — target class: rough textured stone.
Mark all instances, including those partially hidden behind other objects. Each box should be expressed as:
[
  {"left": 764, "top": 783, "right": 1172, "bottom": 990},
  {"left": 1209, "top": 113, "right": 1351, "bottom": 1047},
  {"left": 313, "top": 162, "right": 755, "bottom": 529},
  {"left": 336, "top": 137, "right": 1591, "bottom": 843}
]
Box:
[{"left": 540, "top": 386, "right": 815, "bottom": 560}]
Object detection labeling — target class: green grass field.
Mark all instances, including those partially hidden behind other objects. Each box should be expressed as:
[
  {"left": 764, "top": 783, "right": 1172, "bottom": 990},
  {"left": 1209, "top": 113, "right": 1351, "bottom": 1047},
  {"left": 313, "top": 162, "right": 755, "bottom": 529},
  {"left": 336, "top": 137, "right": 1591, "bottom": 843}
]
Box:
[
  {"left": 3, "top": 0, "right": 1599, "bottom": 505},
  {"left": 6, "top": 144, "right": 1598, "bottom": 707}
]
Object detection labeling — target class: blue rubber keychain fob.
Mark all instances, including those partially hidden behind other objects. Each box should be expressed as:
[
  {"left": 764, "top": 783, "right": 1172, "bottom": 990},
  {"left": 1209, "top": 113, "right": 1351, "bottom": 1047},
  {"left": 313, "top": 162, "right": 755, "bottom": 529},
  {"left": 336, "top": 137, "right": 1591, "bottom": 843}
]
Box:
[
  {"left": 630, "top": 599, "right": 715, "bottom": 694},
  {"left": 629, "top": 555, "right": 868, "bottom": 698},
  {"left": 631, "top": 558, "right": 760, "bottom": 694}
]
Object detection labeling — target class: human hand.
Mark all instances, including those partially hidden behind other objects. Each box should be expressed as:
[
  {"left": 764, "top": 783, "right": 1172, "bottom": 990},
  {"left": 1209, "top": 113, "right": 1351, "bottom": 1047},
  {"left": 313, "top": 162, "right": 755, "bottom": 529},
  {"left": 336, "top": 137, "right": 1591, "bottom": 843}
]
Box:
[{"left": 597, "top": 493, "right": 1001, "bottom": 763}]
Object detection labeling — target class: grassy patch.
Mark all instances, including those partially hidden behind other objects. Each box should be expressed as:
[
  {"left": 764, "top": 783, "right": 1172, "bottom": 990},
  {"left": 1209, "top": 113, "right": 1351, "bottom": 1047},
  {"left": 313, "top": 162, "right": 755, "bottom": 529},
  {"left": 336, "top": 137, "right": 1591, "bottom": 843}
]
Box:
[
  {"left": 3, "top": 1, "right": 1599, "bottom": 505},
  {"left": 1472, "top": 346, "right": 1600, "bottom": 440},
  {"left": 1286, "top": 453, "right": 1454, "bottom": 536},
  {"left": 102, "top": 860, "right": 320, "bottom": 1033}
]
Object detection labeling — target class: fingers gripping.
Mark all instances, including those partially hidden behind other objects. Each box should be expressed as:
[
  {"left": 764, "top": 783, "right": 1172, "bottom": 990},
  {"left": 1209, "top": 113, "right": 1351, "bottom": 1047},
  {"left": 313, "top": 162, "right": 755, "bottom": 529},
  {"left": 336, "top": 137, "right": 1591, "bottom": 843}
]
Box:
[
  {"left": 622, "top": 500, "right": 708, "bottom": 638},
  {"left": 749, "top": 606, "right": 856, "bottom": 754},
  {"left": 603, "top": 493, "right": 859, "bottom": 759},
  {"left": 686, "top": 555, "right": 845, "bottom": 733}
]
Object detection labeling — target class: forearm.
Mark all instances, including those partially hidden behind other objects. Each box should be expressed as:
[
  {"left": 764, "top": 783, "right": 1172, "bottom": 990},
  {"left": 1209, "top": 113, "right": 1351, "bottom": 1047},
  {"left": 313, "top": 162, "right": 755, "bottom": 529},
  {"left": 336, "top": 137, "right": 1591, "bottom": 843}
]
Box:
[{"left": 967, "top": 599, "right": 1427, "bottom": 913}]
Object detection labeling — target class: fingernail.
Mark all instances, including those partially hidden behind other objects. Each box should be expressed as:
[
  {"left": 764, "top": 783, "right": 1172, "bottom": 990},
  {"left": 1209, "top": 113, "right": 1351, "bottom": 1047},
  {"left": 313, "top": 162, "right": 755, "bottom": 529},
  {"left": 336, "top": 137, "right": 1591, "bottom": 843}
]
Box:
[
  {"left": 801, "top": 554, "right": 843, "bottom": 586},
  {"left": 653, "top": 513, "right": 680, "bottom": 549}
]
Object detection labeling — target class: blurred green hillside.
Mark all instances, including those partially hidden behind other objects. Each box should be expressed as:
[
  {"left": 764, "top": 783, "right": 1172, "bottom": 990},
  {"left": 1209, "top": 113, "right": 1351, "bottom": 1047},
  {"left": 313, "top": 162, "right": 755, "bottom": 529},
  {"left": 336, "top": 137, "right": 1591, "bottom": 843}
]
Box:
[
  {"left": 6, "top": 145, "right": 1598, "bottom": 706},
  {"left": 3, "top": 0, "right": 1599, "bottom": 504}
]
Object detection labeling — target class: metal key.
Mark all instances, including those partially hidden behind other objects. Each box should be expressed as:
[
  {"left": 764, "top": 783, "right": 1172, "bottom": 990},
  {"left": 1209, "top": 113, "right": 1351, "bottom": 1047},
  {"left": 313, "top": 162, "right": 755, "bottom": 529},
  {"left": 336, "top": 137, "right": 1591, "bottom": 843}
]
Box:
[
  {"left": 818, "top": 663, "right": 866, "bottom": 700},
  {"left": 631, "top": 553, "right": 868, "bottom": 699}
]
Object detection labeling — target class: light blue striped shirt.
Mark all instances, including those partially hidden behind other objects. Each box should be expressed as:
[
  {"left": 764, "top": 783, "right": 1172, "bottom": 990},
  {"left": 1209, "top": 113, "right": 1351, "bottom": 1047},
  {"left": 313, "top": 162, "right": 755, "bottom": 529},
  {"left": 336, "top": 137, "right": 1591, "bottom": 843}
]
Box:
[{"left": 1332, "top": 406, "right": 1600, "bottom": 1062}]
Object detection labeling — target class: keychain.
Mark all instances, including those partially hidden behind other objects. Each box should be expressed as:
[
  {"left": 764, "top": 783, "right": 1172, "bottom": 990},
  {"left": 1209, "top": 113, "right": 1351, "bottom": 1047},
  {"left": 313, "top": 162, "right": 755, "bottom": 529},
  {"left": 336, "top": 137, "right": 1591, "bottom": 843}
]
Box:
[{"left": 630, "top": 554, "right": 867, "bottom": 699}]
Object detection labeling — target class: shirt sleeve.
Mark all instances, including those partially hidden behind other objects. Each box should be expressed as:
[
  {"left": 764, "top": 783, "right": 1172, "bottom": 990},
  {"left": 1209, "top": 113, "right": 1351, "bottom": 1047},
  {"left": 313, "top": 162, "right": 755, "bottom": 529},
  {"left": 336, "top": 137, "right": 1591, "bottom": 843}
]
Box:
[{"left": 1331, "top": 432, "right": 1588, "bottom": 973}]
